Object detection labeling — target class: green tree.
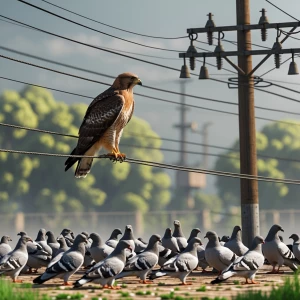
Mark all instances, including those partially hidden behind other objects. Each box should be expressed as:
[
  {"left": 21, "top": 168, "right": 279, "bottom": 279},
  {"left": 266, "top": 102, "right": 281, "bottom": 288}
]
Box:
[
  {"left": 0, "top": 86, "right": 171, "bottom": 214},
  {"left": 215, "top": 121, "right": 300, "bottom": 209}
]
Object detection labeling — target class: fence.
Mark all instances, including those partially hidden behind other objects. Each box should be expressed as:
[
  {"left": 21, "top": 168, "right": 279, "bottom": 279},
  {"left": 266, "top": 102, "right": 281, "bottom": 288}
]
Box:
[{"left": 0, "top": 209, "right": 299, "bottom": 241}]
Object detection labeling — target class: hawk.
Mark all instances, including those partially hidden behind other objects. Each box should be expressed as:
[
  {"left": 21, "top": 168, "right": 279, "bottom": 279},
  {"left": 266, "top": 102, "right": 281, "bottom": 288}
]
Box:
[{"left": 65, "top": 72, "right": 142, "bottom": 178}]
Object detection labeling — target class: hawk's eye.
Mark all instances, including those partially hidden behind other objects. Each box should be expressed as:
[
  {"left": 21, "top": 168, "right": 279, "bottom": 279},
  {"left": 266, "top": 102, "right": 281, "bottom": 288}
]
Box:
[{"left": 131, "top": 77, "right": 135, "bottom": 81}]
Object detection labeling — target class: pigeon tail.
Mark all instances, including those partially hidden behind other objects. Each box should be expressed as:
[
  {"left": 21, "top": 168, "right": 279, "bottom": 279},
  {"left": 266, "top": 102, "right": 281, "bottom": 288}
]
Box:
[
  {"left": 74, "top": 275, "right": 92, "bottom": 288},
  {"left": 33, "top": 273, "right": 55, "bottom": 285},
  {"left": 149, "top": 271, "right": 167, "bottom": 280},
  {"left": 211, "top": 270, "right": 234, "bottom": 284}
]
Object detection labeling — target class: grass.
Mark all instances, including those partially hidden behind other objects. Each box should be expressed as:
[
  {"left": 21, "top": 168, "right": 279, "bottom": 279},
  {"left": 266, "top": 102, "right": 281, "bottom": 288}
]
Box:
[
  {"left": 118, "top": 291, "right": 130, "bottom": 297},
  {"left": 0, "top": 278, "right": 50, "bottom": 300},
  {"left": 233, "top": 280, "right": 240, "bottom": 285},
  {"left": 196, "top": 286, "right": 207, "bottom": 292},
  {"left": 158, "top": 282, "right": 166, "bottom": 286},
  {"left": 234, "top": 273, "right": 300, "bottom": 300}
]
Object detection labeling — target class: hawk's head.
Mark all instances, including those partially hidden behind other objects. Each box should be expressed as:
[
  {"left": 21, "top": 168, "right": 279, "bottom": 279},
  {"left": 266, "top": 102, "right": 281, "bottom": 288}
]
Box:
[{"left": 113, "top": 72, "right": 142, "bottom": 90}]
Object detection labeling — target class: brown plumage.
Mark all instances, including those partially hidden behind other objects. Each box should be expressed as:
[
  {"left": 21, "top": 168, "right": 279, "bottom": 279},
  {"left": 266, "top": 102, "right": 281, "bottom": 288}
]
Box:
[{"left": 65, "top": 72, "right": 142, "bottom": 178}]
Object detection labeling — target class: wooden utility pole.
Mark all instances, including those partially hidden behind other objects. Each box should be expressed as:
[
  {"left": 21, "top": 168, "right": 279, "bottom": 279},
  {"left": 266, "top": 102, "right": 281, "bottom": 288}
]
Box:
[
  {"left": 236, "top": 0, "right": 259, "bottom": 247},
  {"left": 179, "top": 0, "right": 300, "bottom": 246}
]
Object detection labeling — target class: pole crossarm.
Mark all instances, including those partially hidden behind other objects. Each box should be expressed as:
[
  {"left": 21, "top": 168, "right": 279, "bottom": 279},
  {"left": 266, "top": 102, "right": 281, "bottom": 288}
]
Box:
[
  {"left": 187, "top": 21, "right": 300, "bottom": 34},
  {"left": 179, "top": 48, "right": 300, "bottom": 58}
]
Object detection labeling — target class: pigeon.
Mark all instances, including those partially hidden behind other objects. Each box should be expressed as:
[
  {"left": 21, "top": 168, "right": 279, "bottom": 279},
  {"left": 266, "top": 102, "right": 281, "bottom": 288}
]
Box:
[
  {"left": 220, "top": 235, "right": 230, "bottom": 246},
  {"left": 162, "top": 228, "right": 180, "bottom": 253},
  {"left": 33, "top": 233, "right": 87, "bottom": 285},
  {"left": 0, "top": 235, "right": 12, "bottom": 258},
  {"left": 157, "top": 244, "right": 179, "bottom": 267},
  {"left": 138, "top": 237, "right": 148, "bottom": 245},
  {"left": 25, "top": 228, "right": 52, "bottom": 272},
  {"left": 172, "top": 220, "right": 188, "bottom": 251},
  {"left": 105, "top": 228, "right": 122, "bottom": 248},
  {"left": 204, "top": 231, "right": 238, "bottom": 273},
  {"left": 115, "top": 234, "right": 161, "bottom": 283},
  {"left": 89, "top": 233, "right": 114, "bottom": 263},
  {"left": 263, "top": 224, "right": 298, "bottom": 273},
  {"left": 187, "top": 228, "right": 201, "bottom": 243},
  {"left": 211, "top": 236, "right": 265, "bottom": 284},
  {"left": 46, "top": 231, "right": 60, "bottom": 257},
  {"left": 0, "top": 235, "right": 33, "bottom": 282},
  {"left": 60, "top": 228, "right": 74, "bottom": 247},
  {"left": 224, "top": 226, "right": 249, "bottom": 256},
  {"left": 74, "top": 240, "right": 132, "bottom": 289},
  {"left": 149, "top": 237, "right": 201, "bottom": 285},
  {"left": 289, "top": 234, "right": 300, "bottom": 261},
  {"left": 81, "top": 231, "right": 94, "bottom": 268},
  {"left": 135, "top": 237, "right": 148, "bottom": 253},
  {"left": 54, "top": 235, "right": 69, "bottom": 258},
  {"left": 120, "top": 225, "right": 137, "bottom": 259}
]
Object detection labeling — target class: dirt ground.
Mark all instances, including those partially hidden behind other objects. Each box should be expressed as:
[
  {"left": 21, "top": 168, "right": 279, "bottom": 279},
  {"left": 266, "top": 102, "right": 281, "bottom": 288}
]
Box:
[{"left": 13, "top": 265, "right": 293, "bottom": 300}]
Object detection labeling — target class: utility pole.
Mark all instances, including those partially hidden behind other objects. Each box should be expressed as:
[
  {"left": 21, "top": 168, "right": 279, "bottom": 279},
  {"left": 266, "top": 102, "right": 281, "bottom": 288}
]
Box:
[
  {"left": 179, "top": 1, "right": 300, "bottom": 246},
  {"left": 236, "top": 0, "right": 259, "bottom": 247}
]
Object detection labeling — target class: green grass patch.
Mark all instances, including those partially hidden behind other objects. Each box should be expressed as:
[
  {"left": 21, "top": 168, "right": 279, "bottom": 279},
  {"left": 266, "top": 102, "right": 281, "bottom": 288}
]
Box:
[
  {"left": 118, "top": 291, "right": 130, "bottom": 297},
  {"left": 196, "top": 286, "right": 207, "bottom": 292},
  {"left": 158, "top": 282, "right": 166, "bottom": 286},
  {"left": 136, "top": 291, "right": 144, "bottom": 295},
  {"left": 233, "top": 280, "right": 240, "bottom": 285},
  {"left": 234, "top": 273, "right": 300, "bottom": 299}
]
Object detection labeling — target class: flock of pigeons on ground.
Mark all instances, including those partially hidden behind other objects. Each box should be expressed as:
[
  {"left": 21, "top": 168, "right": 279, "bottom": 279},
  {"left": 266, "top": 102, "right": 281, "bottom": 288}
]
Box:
[{"left": 0, "top": 221, "right": 299, "bottom": 289}]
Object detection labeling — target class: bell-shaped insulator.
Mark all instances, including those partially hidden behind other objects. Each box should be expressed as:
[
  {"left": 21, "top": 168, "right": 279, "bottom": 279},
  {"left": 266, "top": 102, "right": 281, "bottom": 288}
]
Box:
[
  {"left": 179, "top": 56, "right": 190, "bottom": 78},
  {"left": 288, "top": 53, "right": 299, "bottom": 75},
  {"left": 199, "top": 65, "right": 209, "bottom": 79}
]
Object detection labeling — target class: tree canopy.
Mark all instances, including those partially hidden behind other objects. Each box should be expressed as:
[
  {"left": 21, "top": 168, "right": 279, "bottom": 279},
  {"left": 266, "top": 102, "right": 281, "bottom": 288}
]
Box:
[
  {"left": 0, "top": 86, "right": 171, "bottom": 214},
  {"left": 215, "top": 121, "right": 300, "bottom": 209}
]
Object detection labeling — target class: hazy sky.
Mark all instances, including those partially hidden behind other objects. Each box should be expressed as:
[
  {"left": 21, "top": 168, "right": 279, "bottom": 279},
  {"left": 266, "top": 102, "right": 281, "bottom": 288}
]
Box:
[{"left": 1, "top": 0, "right": 300, "bottom": 192}]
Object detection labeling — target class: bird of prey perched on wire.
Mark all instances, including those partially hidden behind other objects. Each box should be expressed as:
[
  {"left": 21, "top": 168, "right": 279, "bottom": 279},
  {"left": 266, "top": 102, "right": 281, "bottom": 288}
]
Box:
[{"left": 65, "top": 72, "right": 142, "bottom": 178}]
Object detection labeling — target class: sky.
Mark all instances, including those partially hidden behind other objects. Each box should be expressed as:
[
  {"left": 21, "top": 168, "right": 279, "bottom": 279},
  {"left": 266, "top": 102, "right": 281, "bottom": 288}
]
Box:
[{"left": 1, "top": 0, "right": 300, "bottom": 193}]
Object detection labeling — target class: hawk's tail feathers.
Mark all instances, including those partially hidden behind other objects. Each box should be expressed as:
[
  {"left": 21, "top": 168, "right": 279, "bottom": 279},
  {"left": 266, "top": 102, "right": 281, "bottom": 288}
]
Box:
[
  {"left": 64, "top": 148, "right": 79, "bottom": 172},
  {"left": 74, "top": 158, "right": 94, "bottom": 178}
]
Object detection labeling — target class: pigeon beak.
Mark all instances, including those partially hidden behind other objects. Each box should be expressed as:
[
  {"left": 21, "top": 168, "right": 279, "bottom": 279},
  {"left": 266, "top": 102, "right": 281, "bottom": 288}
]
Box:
[
  {"left": 289, "top": 236, "right": 292, "bottom": 239},
  {"left": 281, "top": 228, "right": 284, "bottom": 232},
  {"left": 29, "top": 239, "right": 33, "bottom": 243},
  {"left": 158, "top": 239, "right": 162, "bottom": 243},
  {"left": 204, "top": 235, "right": 207, "bottom": 239}
]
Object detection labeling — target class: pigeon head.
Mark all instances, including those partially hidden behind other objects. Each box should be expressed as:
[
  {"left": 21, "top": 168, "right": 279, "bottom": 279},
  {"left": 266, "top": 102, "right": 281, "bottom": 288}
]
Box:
[
  {"left": 17, "top": 231, "right": 27, "bottom": 237},
  {"left": 271, "top": 224, "right": 284, "bottom": 233},
  {"left": 233, "top": 225, "right": 242, "bottom": 234},
  {"left": 1, "top": 235, "right": 12, "bottom": 243},
  {"left": 289, "top": 234, "right": 300, "bottom": 242},
  {"left": 163, "top": 228, "right": 172, "bottom": 238},
  {"left": 36, "top": 228, "right": 47, "bottom": 241},
  {"left": 125, "top": 225, "right": 133, "bottom": 232},
  {"left": 56, "top": 235, "right": 66, "bottom": 244},
  {"left": 265, "top": 224, "right": 284, "bottom": 242},
  {"left": 204, "top": 231, "right": 218, "bottom": 241},
  {"left": 81, "top": 231, "right": 89, "bottom": 238},
  {"left": 187, "top": 228, "right": 201, "bottom": 243},
  {"left": 174, "top": 220, "right": 181, "bottom": 228},
  {"left": 254, "top": 235, "right": 265, "bottom": 245},
  {"left": 220, "top": 235, "right": 230, "bottom": 243},
  {"left": 89, "top": 233, "right": 101, "bottom": 243},
  {"left": 21, "top": 235, "right": 33, "bottom": 243},
  {"left": 117, "top": 240, "right": 132, "bottom": 252},
  {"left": 113, "top": 73, "right": 142, "bottom": 90},
  {"left": 61, "top": 228, "right": 73, "bottom": 236},
  {"left": 250, "top": 235, "right": 265, "bottom": 251},
  {"left": 149, "top": 234, "right": 162, "bottom": 245},
  {"left": 185, "top": 237, "right": 202, "bottom": 251},
  {"left": 112, "top": 228, "right": 122, "bottom": 236},
  {"left": 73, "top": 233, "right": 88, "bottom": 245}
]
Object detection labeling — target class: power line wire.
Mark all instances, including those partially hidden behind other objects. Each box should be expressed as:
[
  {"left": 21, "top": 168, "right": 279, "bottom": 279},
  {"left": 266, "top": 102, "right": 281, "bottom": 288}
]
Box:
[
  {"left": 0, "top": 147, "right": 300, "bottom": 185},
  {"left": 40, "top": 0, "right": 187, "bottom": 40},
  {"left": 17, "top": 0, "right": 184, "bottom": 53},
  {"left": 265, "top": 0, "right": 300, "bottom": 22}
]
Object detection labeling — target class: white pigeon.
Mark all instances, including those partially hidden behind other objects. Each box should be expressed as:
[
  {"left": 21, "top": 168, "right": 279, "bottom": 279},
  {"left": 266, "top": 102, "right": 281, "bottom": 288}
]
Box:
[
  {"left": 115, "top": 234, "right": 161, "bottom": 283},
  {"left": 0, "top": 235, "right": 12, "bottom": 258},
  {"left": 224, "top": 226, "right": 249, "bottom": 256},
  {"left": 149, "top": 237, "right": 201, "bottom": 285},
  {"left": 33, "top": 233, "right": 87, "bottom": 286},
  {"left": 162, "top": 228, "right": 180, "bottom": 253},
  {"left": 211, "top": 235, "right": 265, "bottom": 284},
  {"left": 263, "top": 224, "right": 298, "bottom": 273},
  {"left": 172, "top": 220, "right": 188, "bottom": 251},
  {"left": 74, "top": 240, "right": 132, "bottom": 289},
  {"left": 105, "top": 228, "right": 122, "bottom": 248},
  {"left": 0, "top": 235, "right": 33, "bottom": 282},
  {"left": 204, "top": 231, "right": 238, "bottom": 273},
  {"left": 289, "top": 233, "right": 300, "bottom": 261},
  {"left": 89, "top": 233, "right": 114, "bottom": 263}
]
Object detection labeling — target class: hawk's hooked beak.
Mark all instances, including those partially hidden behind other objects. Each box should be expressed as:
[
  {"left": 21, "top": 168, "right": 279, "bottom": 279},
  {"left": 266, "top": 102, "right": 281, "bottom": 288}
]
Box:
[{"left": 136, "top": 78, "right": 142, "bottom": 86}]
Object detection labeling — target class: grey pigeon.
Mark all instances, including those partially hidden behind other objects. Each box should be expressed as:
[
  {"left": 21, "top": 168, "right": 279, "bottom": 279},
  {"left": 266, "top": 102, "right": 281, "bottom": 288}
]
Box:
[
  {"left": 172, "top": 220, "right": 188, "bottom": 251},
  {"left": 33, "top": 233, "right": 87, "bottom": 286},
  {"left": 289, "top": 234, "right": 300, "bottom": 261},
  {"left": 135, "top": 237, "right": 148, "bottom": 253},
  {"left": 196, "top": 244, "right": 209, "bottom": 272},
  {"left": 224, "top": 226, "right": 249, "bottom": 256},
  {"left": 74, "top": 240, "right": 132, "bottom": 289},
  {"left": 46, "top": 231, "right": 60, "bottom": 257},
  {"left": 105, "top": 228, "right": 122, "bottom": 248},
  {"left": 157, "top": 244, "right": 179, "bottom": 267},
  {"left": 26, "top": 228, "right": 52, "bottom": 272},
  {"left": 204, "top": 231, "right": 238, "bottom": 273},
  {"left": 60, "top": 228, "right": 74, "bottom": 247},
  {"left": 89, "top": 233, "right": 114, "bottom": 262},
  {"left": 81, "top": 231, "right": 94, "bottom": 268},
  {"left": 54, "top": 235, "right": 70, "bottom": 258},
  {"left": 149, "top": 237, "right": 201, "bottom": 285},
  {"left": 263, "top": 224, "right": 298, "bottom": 273},
  {"left": 211, "top": 236, "right": 265, "bottom": 284},
  {"left": 120, "top": 225, "right": 137, "bottom": 259},
  {"left": 162, "top": 228, "right": 180, "bottom": 253},
  {"left": 220, "top": 235, "right": 230, "bottom": 246},
  {"left": 0, "top": 235, "right": 33, "bottom": 282},
  {"left": 187, "top": 228, "right": 201, "bottom": 243},
  {"left": 138, "top": 237, "right": 148, "bottom": 245},
  {"left": 115, "top": 234, "right": 161, "bottom": 283},
  {"left": 0, "top": 235, "right": 12, "bottom": 258}
]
